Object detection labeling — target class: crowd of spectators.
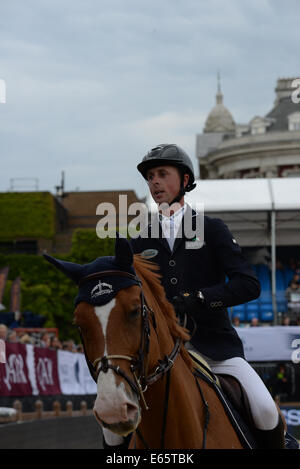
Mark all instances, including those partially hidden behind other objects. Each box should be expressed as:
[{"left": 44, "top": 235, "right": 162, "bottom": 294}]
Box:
[
  {"left": 232, "top": 314, "right": 300, "bottom": 328},
  {"left": 231, "top": 262, "right": 300, "bottom": 328},
  {"left": 0, "top": 324, "right": 83, "bottom": 353}
]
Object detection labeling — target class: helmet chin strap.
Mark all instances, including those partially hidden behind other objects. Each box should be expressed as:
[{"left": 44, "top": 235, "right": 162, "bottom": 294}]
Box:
[
  {"left": 157, "top": 172, "right": 195, "bottom": 210},
  {"left": 169, "top": 177, "right": 186, "bottom": 207},
  {"left": 169, "top": 188, "right": 185, "bottom": 206}
]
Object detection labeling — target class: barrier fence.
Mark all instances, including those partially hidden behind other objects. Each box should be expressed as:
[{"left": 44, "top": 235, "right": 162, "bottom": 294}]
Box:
[{"left": 1, "top": 327, "right": 300, "bottom": 396}]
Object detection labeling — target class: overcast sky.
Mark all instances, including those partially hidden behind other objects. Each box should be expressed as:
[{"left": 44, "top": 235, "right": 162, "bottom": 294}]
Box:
[{"left": 0, "top": 0, "right": 299, "bottom": 199}]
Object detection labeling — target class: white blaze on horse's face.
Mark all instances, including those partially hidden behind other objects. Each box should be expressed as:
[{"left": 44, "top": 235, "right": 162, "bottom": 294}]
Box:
[
  {"left": 92, "top": 298, "right": 140, "bottom": 434},
  {"left": 95, "top": 300, "right": 114, "bottom": 357}
]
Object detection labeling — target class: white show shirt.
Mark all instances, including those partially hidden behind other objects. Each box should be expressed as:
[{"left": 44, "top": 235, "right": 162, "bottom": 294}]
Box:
[{"left": 159, "top": 204, "right": 187, "bottom": 251}]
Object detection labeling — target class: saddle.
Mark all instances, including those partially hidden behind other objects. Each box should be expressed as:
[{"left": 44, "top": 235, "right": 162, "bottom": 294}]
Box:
[
  {"left": 188, "top": 351, "right": 256, "bottom": 448},
  {"left": 217, "top": 374, "right": 255, "bottom": 430}
]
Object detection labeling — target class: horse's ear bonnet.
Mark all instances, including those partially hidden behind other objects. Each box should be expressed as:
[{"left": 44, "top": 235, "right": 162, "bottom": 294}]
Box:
[{"left": 44, "top": 234, "right": 140, "bottom": 306}]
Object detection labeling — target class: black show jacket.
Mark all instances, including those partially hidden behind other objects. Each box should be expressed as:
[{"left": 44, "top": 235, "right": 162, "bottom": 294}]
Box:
[{"left": 130, "top": 205, "right": 261, "bottom": 360}]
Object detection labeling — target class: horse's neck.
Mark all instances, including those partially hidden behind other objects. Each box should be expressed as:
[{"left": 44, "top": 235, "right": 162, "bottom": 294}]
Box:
[
  {"left": 144, "top": 352, "right": 196, "bottom": 412},
  {"left": 138, "top": 353, "right": 203, "bottom": 449}
]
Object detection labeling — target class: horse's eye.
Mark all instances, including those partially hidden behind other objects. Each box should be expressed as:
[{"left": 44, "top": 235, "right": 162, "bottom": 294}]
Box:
[{"left": 130, "top": 307, "right": 140, "bottom": 320}]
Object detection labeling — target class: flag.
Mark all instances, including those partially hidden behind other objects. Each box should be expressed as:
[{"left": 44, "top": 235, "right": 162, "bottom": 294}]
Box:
[
  {"left": 0, "top": 266, "right": 9, "bottom": 311},
  {"left": 9, "top": 277, "right": 21, "bottom": 313}
]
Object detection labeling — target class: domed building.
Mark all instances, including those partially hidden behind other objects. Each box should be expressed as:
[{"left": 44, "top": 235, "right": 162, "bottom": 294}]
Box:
[
  {"left": 196, "top": 77, "right": 300, "bottom": 179},
  {"left": 192, "top": 78, "right": 300, "bottom": 329},
  {"left": 203, "top": 75, "right": 236, "bottom": 134}
]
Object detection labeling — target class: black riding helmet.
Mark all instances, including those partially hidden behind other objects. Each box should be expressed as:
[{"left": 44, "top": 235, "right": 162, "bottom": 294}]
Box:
[{"left": 137, "top": 144, "right": 196, "bottom": 203}]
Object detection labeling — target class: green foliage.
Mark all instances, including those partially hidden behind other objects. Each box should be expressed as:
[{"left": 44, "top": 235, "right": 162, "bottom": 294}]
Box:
[
  {"left": 70, "top": 229, "right": 115, "bottom": 262},
  {"left": 0, "top": 192, "right": 55, "bottom": 240},
  {"left": 0, "top": 230, "right": 116, "bottom": 341}
]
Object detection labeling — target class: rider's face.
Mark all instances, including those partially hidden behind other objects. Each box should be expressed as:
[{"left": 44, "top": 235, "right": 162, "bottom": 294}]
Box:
[{"left": 147, "top": 165, "right": 186, "bottom": 206}]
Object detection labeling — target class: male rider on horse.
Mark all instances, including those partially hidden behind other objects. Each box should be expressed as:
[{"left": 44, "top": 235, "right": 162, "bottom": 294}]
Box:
[{"left": 128, "top": 143, "right": 298, "bottom": 450}]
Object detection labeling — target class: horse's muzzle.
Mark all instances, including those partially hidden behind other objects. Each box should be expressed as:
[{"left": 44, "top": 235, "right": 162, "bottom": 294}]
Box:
[{"left": 94, "top": 409, "right": 141, "bottom": 436}]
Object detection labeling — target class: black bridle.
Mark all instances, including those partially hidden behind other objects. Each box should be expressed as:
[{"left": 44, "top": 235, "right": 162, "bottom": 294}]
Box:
[{"left": 76, "top": 269, "right": 182, "bottom": 447}]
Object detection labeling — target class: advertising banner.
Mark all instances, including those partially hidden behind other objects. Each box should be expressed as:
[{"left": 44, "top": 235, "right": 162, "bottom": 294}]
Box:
[
  {"left": 0, "top": 344, "right": 96, "bottom": 397},
  {"left": 57, "top": 350, "right": 84, "bottom": 395},
  {"left": 57, "top": 350, "right": 97, "bottom": 395},
  {"left": 77, "top": 352, "right": 97, "bottom": 395},
  {"left": 0, "top": 342, "right": 32, "bottom": 396},
  {"left": 236, "top": 326, "right": 300, "bottom": 362},
  {"left": 34, "top": 347, "right": 61, "bottom": 395},
  {"left": 280, "top": 405, "right": 300, "bottom": 440}
]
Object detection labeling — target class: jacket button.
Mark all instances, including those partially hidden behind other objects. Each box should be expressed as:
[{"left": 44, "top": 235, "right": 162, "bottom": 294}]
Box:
[
  {"left": 169, "top": 260, "right": 176, "bottom": 267},
  {"left": 170, "top": 277, "right": 178, "bottom": 285}
]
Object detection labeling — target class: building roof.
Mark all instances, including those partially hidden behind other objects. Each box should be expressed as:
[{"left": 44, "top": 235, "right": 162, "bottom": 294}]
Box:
[
  {"left": 266, "top": 97, "right": 300, "bottom": 132},
  {"left": 196, "top": 133, "right": 225, "bottom": 158}
]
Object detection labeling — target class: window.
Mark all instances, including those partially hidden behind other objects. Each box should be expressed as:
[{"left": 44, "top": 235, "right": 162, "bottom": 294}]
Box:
[
  {"left": 288, "top": 112, "right": 300, "bottom": 131},
  {"left": 250, "top": 117, "right": 270, "bottom": 135}
]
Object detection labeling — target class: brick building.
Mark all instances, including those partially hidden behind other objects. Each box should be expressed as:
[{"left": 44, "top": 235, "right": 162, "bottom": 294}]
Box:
[{"left": 0, "top": 190, "right": 142, "bottom": 255}]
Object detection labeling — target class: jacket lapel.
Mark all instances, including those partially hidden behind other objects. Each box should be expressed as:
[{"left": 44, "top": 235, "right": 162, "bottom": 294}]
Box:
[{"left": 148, "top": 216, "right": 172, "bottom": 254}]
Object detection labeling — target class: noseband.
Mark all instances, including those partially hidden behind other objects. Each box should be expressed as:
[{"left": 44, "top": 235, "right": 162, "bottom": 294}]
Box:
[{"left": 77, "top": 269, "right": 182, "bottom": 412}]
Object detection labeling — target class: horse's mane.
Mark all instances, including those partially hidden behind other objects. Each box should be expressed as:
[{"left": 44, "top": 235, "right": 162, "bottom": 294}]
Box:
[{"left": 133, "top": 254, "right": 193, "bottom": 370}]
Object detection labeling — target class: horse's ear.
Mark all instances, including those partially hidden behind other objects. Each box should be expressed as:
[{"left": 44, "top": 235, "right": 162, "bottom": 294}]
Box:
[
  {"left": 114, "top": 233, "right": 133, "bottom": 269},
  {"left": 43, "top": 254, "right": 84, "bottom": 284}
]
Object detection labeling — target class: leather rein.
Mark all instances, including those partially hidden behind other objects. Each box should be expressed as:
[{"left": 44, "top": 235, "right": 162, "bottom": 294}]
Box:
[{"left": 77, "top": 269, "right": 182, "bottom": 447}]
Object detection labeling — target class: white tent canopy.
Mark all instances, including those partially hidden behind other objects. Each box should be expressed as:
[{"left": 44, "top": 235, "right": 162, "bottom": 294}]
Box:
[
  {"left": 146, "top": 177, "right": 300, "bottom": 213},
  {"left": 145, "top": 177, "right": 300, "bottom": 247}
]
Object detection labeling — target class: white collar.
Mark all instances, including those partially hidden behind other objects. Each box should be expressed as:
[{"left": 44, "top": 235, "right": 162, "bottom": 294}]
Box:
[{"left": 159, "top": 203, "right": 187, "bottom": 222}]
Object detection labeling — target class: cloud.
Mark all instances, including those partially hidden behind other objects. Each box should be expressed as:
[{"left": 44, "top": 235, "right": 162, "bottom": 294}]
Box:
[
  {"left": 126, "top": 110, "right": 206, "bottom": 158},
  {"left": 0, "top": 0, "right": 299, "bottom": 197}
]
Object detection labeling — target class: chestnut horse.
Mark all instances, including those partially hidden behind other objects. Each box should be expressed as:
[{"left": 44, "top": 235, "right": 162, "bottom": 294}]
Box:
[{"left": 45, "top": 237, "right": 248, "bottom": 449}]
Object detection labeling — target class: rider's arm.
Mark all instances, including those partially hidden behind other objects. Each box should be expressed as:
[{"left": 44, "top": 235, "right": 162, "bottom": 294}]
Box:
[{"left": 199, "top": 218, "right": 261, "bottom": 310}]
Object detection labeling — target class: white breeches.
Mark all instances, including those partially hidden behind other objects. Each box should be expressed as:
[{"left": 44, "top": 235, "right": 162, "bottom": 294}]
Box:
[{"left": 198, "top": 352, "right": 279, "bottom": 430}]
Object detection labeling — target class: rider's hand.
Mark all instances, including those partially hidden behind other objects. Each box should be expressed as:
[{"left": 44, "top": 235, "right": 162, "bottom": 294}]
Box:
[{"left": 172, "top": 291, "right": 205, "bottom": 318}]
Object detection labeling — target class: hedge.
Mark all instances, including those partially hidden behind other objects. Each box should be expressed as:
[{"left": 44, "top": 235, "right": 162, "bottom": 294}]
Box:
[
  {"left": 0, "top": 192, "right": 56, "bottom": 240},
  {"left": 70, "top": 228, "right": 117, "bottom": 263}
]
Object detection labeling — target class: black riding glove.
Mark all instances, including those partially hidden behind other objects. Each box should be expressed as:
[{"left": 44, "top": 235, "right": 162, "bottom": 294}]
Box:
[{"left": 172, "top": 291, "right": 205, "bottom": 319}]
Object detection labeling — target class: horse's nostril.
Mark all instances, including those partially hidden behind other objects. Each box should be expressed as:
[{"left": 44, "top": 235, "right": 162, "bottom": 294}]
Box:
[{"left": 126, "top": 402, "right": 138, "bottom": 420}]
